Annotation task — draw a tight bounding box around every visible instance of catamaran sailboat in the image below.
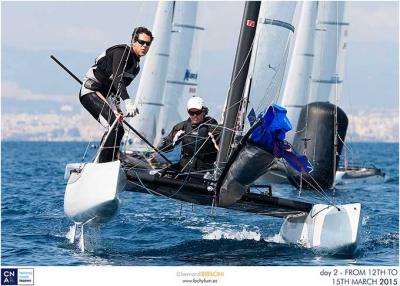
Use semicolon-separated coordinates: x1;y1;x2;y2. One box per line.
335;147;386;185
62;1;361;252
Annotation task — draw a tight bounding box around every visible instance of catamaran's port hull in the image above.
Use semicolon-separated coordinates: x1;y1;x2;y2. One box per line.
64;161;126;224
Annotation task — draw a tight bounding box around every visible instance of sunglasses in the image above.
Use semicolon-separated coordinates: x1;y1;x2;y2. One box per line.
188;110;203;116
136;39;152;47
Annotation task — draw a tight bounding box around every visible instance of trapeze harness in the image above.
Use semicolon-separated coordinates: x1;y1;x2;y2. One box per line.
79;44;140;163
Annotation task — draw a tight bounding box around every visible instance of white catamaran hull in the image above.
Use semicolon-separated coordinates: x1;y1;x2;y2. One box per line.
279;203;361;250
64;161;126;224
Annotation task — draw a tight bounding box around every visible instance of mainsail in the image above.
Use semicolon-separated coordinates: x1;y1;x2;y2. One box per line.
217;1;298;206
215;1;261;173
243;1;297;122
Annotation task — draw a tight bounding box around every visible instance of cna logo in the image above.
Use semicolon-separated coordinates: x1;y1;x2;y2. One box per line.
1;268;34;286
184;69;198;81
1;269;18;285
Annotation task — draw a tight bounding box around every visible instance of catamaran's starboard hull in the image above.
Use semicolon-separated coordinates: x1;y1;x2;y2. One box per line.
64;161;126;224
279;203;361;250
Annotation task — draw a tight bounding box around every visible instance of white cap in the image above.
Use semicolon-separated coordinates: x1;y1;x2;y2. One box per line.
187;96;204;110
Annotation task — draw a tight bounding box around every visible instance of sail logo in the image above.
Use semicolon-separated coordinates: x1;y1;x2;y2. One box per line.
184;69;198;81
246;20;255;27
1;268;34;285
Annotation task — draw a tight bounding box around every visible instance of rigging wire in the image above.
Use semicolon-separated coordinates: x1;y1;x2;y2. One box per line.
281;159;340;210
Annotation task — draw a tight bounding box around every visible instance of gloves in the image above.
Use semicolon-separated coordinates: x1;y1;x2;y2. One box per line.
173;130;185;146
125;99;139;116
117;99;139;117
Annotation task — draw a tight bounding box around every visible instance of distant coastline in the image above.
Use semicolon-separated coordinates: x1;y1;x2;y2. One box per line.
1;109;399;143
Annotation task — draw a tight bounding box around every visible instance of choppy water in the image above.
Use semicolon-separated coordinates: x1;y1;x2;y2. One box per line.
1;142;398;266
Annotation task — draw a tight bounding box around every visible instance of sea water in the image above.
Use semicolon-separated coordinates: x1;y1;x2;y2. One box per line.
1;142;398;266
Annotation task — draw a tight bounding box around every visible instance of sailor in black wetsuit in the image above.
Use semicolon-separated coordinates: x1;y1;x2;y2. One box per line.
158;97;221;173
79;26;153;163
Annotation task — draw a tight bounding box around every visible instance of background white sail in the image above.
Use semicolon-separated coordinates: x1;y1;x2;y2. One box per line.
124;2;174;152
154;2;203;146
280;1;318;144
308;1;349;103
241;1;297;133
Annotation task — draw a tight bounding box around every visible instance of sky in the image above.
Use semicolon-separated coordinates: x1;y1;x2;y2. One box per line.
1;1;399;120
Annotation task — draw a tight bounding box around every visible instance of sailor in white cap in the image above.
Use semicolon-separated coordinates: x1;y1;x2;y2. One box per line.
157;96;221;173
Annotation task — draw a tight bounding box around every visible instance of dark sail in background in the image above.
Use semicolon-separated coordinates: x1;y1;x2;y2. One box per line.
288;101;348;189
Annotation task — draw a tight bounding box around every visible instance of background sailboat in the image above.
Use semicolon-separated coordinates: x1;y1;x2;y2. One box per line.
282;1;384;188
124;2;203;154
280;1;318;144
154;2;203;147
285;1;349;190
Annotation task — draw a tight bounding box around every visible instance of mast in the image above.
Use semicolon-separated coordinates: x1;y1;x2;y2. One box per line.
240;1;297;134
215;1;261;174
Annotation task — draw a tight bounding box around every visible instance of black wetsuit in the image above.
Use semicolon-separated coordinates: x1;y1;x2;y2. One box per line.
159;117;221;172
79;44;140;163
